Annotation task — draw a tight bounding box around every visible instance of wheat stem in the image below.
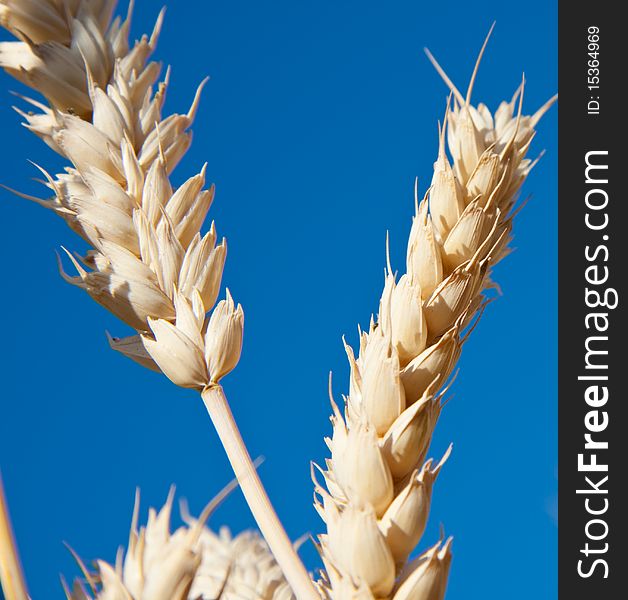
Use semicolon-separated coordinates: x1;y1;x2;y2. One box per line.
0;474;29;600
201;385;319;600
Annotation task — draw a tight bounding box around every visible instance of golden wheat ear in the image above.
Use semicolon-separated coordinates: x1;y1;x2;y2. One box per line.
314;29;555;599
62;484;295;600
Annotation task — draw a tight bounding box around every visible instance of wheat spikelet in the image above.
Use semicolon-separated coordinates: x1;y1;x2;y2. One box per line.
185;520;294;600
313;31;556;600
0;2;317;598
64;491;294;600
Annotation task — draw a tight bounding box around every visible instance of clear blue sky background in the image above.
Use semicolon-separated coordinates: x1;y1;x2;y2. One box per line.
0;1;557;598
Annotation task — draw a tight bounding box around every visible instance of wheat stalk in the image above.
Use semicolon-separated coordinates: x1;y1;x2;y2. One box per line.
0;2;317;598
0;473;28;600
313;29;556;600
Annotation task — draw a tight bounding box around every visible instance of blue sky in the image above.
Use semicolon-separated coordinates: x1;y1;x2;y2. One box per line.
0;1;557;598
